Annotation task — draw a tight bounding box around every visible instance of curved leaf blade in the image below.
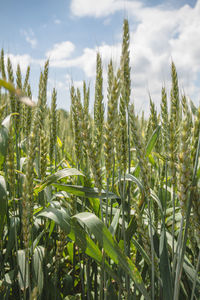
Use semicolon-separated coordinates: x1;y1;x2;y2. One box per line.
160;228;173;300
37;206;71;234
33;246;45;295
17;250;29;291
72;212;150;299
0;126;8;163
52;183;120;200
35;168;84;193
0;175;7;237
0;78;36;107
134;126;160;177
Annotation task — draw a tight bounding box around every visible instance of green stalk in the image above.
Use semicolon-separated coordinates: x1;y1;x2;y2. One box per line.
190;249;200;300
148;197;155;300
127;106;131;299
119;172;128;293
13;196;22;300
78;249;85;299
105;178;110;227
171;186;176;266
86;256;91;300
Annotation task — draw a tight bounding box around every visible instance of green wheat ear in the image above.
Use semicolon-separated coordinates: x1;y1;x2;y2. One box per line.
120;18;131;108
118;83;128;175
1;49;6;80
22;102;40;252
93;52;104;165
70;85;83;165
117;18;131;175
15;64;22;131
7;57;15;114
49;88;57;164
104;60;119;179
25;84;33;138
169;61;180;186
178;95;192;216
23;65;30;92
160;86;169;152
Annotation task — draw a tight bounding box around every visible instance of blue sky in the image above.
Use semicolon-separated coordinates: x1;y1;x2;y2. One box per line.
0;0;199;114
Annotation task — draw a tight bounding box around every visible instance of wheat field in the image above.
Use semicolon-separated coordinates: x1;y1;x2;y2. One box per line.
0;19;199;300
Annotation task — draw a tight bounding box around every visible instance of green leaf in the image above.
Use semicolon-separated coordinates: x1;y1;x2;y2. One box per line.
69;219;122;286
67;241;74;263
0;126;8;164
34;207;130;290
126;215;137;243
17;250;29;291
159;228;173;300
57;136;62;147
125;174;144;194
0;78;36;107
37;207;149;296
146;125;160;157
109;206;121;236
32;230;45;252
4;270;14;286
35;168;84;192
134;126;160;177
52;183;120;200
150;190;164;218
37;206;71;234
166;232;200;289
72;212;150;299
69;220;102;264
2;113;18;130
0;175;7;238
131;237;151;265
5;217;20;260
0;78;16;94
33;246;45;295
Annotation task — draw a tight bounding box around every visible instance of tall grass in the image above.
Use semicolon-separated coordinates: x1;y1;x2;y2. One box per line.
0;19;200;300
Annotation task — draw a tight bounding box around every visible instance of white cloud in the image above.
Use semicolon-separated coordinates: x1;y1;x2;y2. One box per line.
20;29;37;48
69;0;200;111
47;47;96;76
70;0;142;18
47;42;121;79
46;41;75;61
130;1;200;109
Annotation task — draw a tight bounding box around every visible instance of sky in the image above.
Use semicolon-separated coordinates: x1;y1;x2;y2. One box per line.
0;0;200;115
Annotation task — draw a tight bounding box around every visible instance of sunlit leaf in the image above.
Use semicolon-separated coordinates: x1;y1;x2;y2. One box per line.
33;246;45;295
160;228;173;300
35;168;84;192
72;212;150;299
0;175;7;238
134;126;160;177
0;78;36;107
52;183;120;200
37;206;71;234
17;250;29;291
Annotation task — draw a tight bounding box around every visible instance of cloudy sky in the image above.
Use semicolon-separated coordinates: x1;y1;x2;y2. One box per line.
0;0;199;114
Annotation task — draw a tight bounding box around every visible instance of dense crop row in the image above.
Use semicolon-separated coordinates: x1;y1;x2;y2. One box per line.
0;19;199;299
